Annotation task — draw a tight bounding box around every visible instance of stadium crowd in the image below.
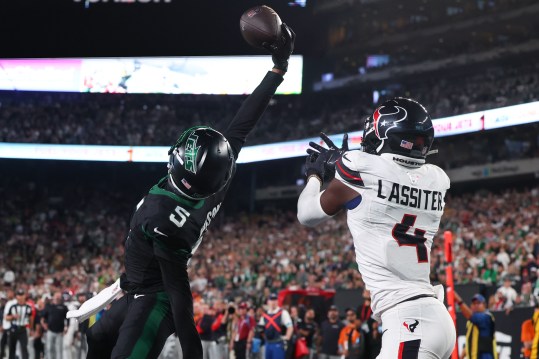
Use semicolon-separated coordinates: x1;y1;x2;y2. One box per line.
1;172;538;357
0;61;537;147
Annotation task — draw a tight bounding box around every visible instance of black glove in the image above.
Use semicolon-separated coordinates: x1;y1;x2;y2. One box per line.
305;132;349;184
262;23;296;72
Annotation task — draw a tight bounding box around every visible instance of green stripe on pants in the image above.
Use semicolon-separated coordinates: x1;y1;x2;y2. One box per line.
129;292;170;359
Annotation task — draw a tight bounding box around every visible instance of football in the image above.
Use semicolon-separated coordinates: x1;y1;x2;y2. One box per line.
240;5;282;49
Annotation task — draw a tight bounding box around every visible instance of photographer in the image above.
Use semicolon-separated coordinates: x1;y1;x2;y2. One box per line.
211;301;235;359
198;303;216;359
230;303;255;359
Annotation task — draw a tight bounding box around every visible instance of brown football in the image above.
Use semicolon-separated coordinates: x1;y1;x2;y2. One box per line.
240;5;282;49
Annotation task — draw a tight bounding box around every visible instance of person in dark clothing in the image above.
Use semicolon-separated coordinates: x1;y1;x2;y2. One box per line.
6;290;33;359
42;292;68;359
85;24;296;359
356;289;373;327
318;305;344;359
297;308;318;359
32;298;46;359
197;303;216;359
211;300;231;358
455;292;497;359
365;321;382;359
341;316;366;359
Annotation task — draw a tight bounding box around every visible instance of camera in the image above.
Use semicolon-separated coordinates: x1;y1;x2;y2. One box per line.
228;306;236;314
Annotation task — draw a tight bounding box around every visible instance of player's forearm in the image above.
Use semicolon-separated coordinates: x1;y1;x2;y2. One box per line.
224;71;284;157
297;177;331;227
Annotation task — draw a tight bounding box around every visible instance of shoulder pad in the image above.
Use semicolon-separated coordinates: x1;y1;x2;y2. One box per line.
335;151;365;187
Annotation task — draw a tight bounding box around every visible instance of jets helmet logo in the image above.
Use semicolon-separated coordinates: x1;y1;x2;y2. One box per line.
372;105;408;140
184;134;200;174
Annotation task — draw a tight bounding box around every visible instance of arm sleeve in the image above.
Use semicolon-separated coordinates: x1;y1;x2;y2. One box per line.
281;310;293;328
297;177;331;227
224;71;284;158
211;314;223;332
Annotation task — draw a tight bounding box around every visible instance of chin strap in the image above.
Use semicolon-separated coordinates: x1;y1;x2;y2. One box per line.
426;149;438;156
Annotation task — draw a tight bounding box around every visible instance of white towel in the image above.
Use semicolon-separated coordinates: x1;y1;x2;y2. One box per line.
66;278;122;322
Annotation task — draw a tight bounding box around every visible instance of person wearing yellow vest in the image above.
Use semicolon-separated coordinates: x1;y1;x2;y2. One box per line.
454;292;497;359
530;303;539;359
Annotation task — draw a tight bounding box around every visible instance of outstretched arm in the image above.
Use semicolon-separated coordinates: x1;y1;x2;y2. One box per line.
225;24;295;158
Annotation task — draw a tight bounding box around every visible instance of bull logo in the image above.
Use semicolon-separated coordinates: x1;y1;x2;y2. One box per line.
372;105;408;140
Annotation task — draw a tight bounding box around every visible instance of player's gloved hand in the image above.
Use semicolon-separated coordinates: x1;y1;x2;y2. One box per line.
305;132;349;183
262;23;296;72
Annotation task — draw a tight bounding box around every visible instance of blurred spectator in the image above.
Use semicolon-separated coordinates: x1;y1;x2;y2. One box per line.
210;300;229;359
259;293;293;359
32;298;45;359
229;302;254;359
41;292;68;359
521;313;534;359
496;277;519;312
338;308;366;359
197;303;217;359
317;305;344;359
1;289;16;359
357;289;373;328
297;308;318;359
365;321;382;359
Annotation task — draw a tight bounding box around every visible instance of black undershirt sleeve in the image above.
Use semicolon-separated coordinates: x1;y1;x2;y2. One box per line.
224;71;284;159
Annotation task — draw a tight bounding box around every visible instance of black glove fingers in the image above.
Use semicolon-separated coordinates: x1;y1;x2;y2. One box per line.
306;148;319;156
308;141;327;153
320;132;337;150
342;133;349;151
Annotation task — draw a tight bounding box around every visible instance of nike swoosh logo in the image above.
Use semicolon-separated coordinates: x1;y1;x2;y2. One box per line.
343;153;350;161
134;294;145;299
154;227;168;237
382;329;388;336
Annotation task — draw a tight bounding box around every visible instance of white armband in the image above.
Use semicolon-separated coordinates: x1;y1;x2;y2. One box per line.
297;177;331;227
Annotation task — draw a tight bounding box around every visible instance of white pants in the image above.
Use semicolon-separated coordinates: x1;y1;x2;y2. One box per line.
201;340;217;359
46;331;64;359
62;322;77;359
158;335;183;359
378;297;456;359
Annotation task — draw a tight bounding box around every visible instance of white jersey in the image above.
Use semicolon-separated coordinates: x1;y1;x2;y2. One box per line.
334;151;450;320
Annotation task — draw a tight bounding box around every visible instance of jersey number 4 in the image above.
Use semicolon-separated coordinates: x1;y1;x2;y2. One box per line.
391;214;428;263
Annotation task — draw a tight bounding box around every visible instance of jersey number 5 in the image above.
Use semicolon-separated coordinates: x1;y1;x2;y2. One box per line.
391;214;428;263
170;206;190;228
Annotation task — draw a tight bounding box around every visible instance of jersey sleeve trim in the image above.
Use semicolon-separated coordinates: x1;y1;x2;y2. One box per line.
336;157;365;187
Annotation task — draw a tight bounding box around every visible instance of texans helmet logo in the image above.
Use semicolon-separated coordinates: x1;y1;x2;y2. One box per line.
372;105;408;140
